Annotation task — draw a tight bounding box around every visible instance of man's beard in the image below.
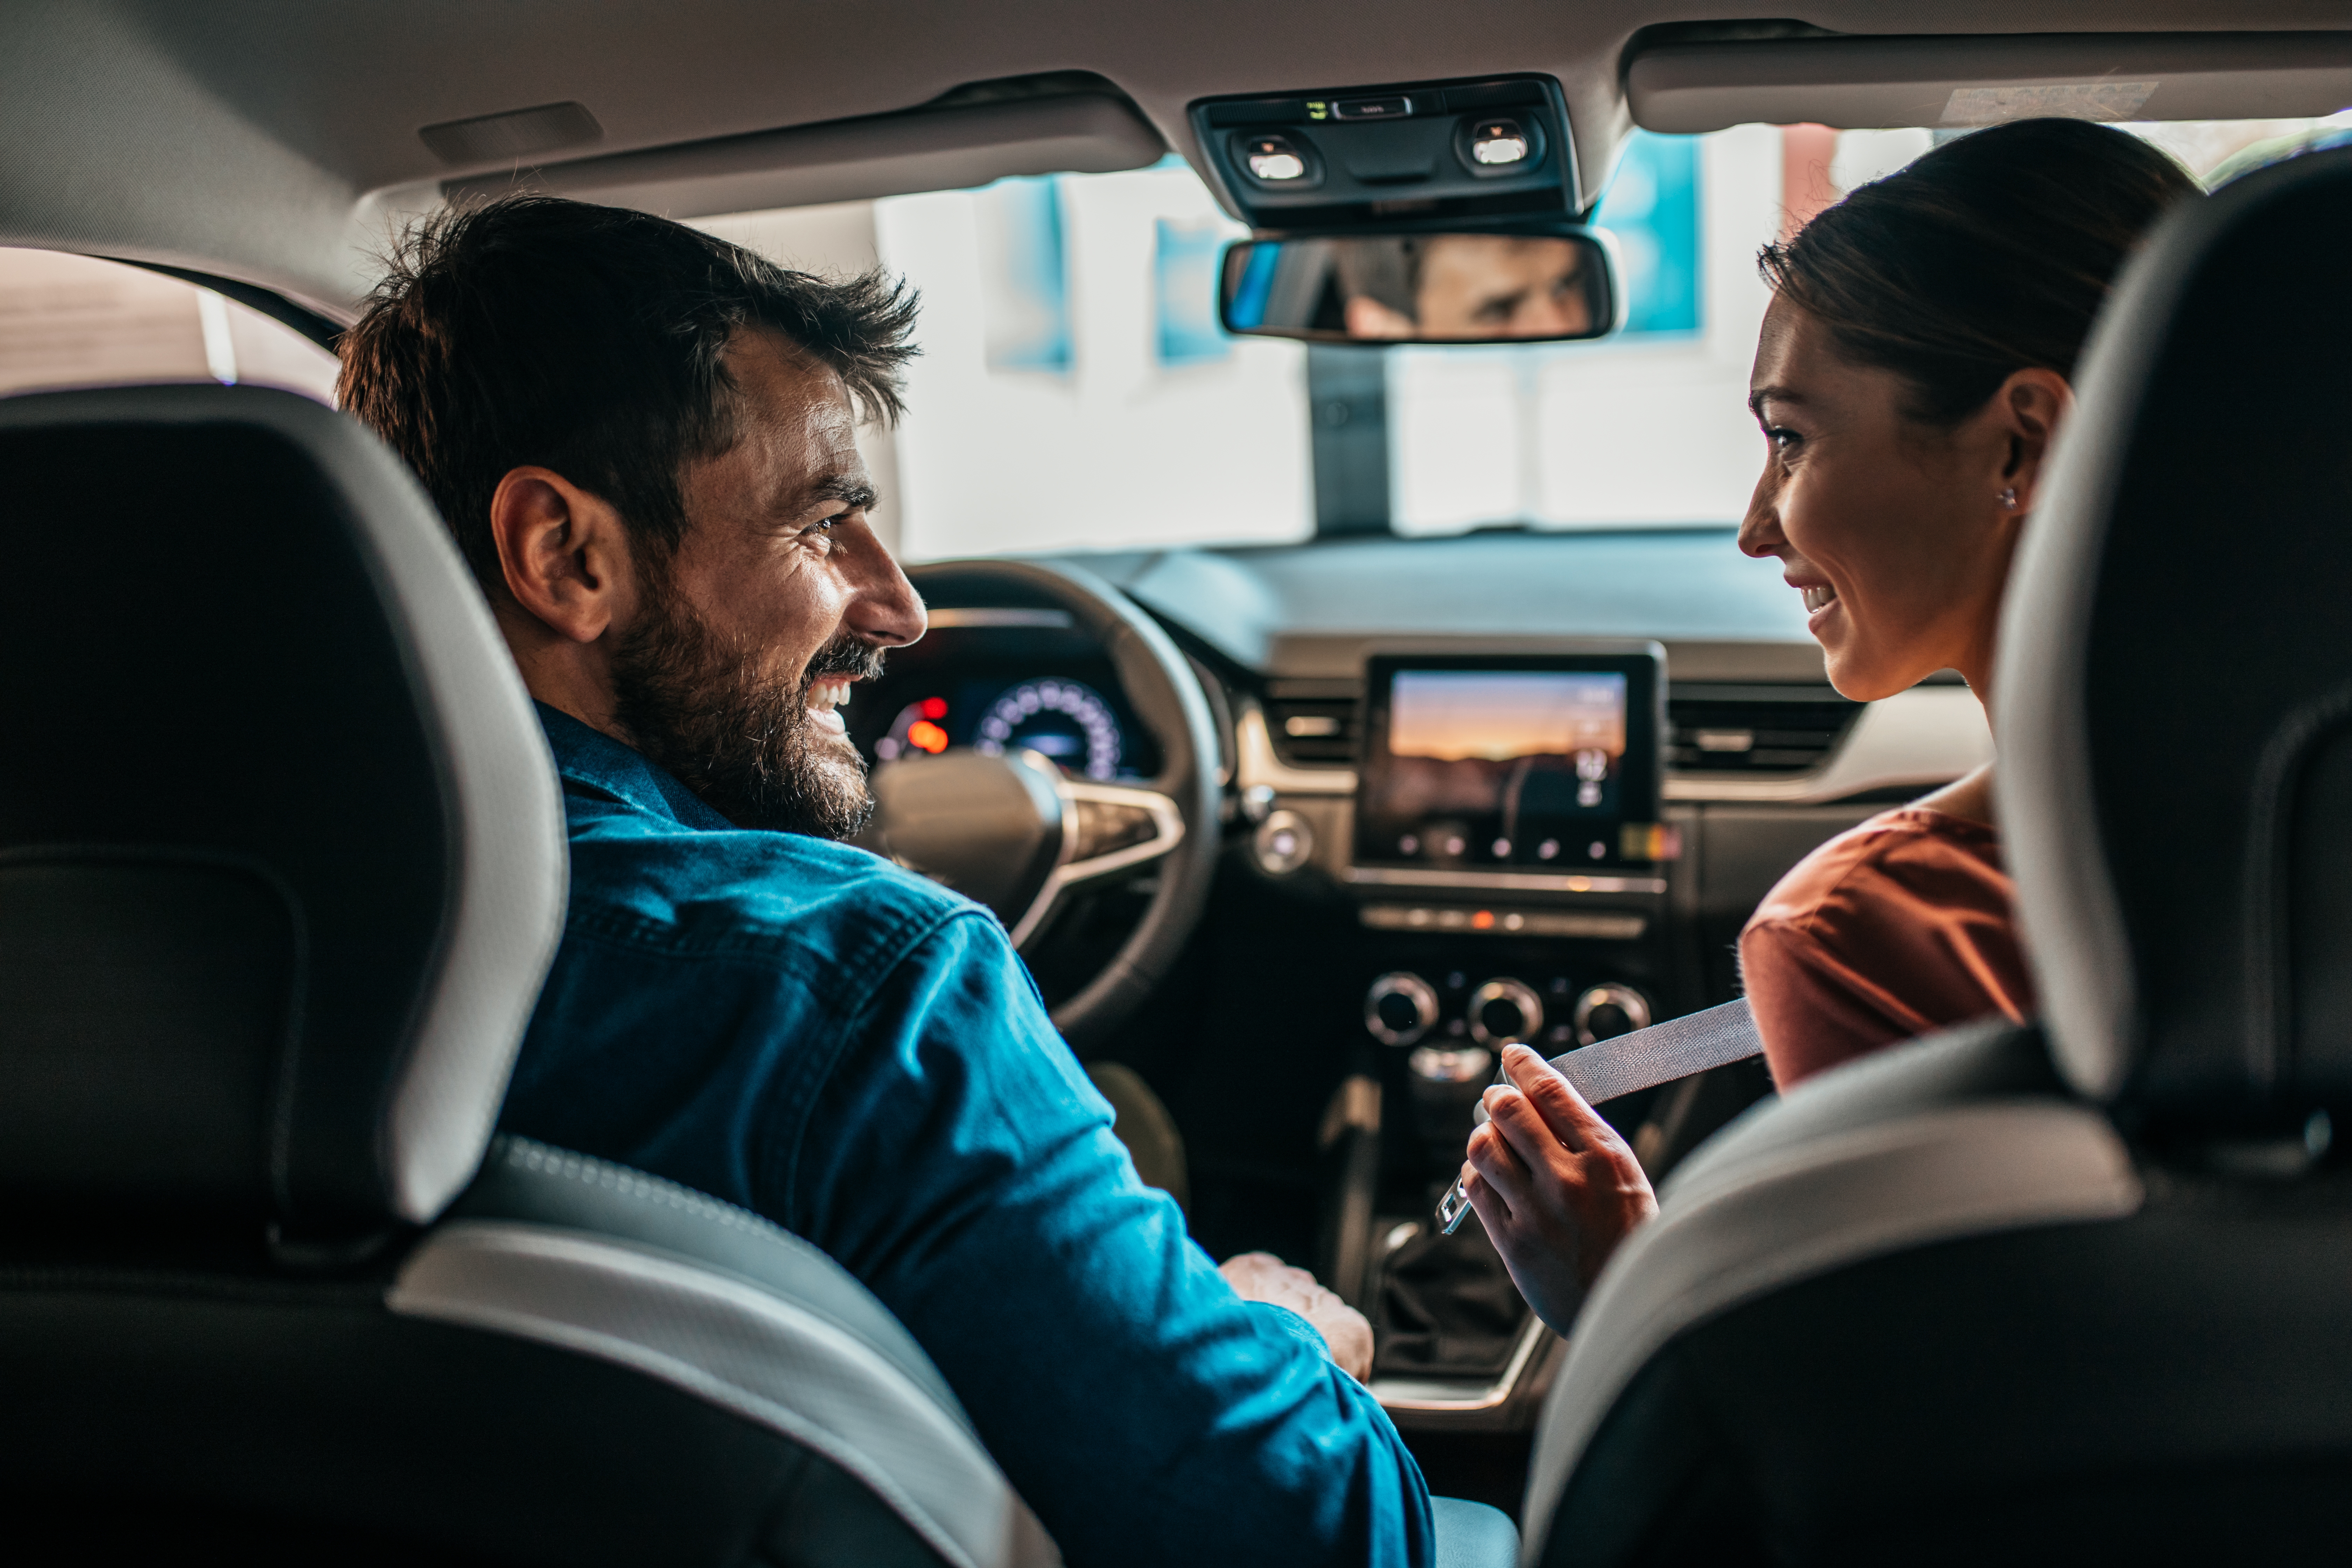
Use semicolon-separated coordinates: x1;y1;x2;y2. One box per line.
609;578;886;839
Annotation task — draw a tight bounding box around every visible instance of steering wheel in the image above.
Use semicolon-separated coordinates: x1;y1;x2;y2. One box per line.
870;559;1223;1051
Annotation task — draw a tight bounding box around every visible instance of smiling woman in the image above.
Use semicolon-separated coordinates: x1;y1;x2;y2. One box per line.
1462;119;2210;1346
1730;119;2202;1087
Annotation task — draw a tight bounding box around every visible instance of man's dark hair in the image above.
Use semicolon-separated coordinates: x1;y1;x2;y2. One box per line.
339;195;919;587
1333;236;1428;321
1759;118;2199;424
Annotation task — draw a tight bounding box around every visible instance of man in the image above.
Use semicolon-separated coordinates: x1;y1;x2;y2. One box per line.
338;197;1431;1567
1338;233;1595;340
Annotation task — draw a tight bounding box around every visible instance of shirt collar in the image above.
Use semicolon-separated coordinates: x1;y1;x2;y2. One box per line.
534;702;736;833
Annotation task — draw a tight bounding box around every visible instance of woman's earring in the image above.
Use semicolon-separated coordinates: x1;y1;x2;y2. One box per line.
1998;487;2019;511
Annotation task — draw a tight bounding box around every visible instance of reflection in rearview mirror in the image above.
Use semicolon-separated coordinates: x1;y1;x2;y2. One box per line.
1220;228;1622;346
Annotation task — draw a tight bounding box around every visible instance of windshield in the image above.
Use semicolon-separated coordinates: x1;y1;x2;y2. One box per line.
700;112;2348;560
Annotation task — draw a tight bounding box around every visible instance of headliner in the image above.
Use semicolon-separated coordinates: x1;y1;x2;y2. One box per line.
1;0;2344;313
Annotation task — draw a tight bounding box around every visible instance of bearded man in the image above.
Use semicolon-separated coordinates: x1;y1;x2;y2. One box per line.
337;197;1434;1568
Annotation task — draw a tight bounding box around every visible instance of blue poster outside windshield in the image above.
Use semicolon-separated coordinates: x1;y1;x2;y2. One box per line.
1594;131;1701;337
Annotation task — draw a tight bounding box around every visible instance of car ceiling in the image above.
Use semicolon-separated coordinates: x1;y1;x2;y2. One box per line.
2;0;2346;316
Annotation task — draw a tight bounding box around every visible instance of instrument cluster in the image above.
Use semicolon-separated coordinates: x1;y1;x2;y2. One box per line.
860;670;1154;783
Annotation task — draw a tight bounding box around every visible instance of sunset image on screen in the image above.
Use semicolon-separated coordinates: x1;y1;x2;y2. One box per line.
1388;671;1626;762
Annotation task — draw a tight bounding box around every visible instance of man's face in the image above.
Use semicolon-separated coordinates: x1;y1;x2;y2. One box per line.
1413;236;1594;339
609;328;925;836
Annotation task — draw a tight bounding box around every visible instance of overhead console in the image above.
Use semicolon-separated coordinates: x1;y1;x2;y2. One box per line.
1189;74;1584;229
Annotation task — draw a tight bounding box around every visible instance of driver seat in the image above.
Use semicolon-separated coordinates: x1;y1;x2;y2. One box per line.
1518;146;2352;1563
0;385;1058;1565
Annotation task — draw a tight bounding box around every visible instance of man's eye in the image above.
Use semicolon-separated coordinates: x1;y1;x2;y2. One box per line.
1766;427;1801;453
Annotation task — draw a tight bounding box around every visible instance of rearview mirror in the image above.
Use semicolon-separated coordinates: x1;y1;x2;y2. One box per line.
1219;227;1623;345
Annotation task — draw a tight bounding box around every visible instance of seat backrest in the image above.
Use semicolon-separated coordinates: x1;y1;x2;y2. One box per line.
0;384;564;1242
1519;147;2352;1567
0;385;1055;1566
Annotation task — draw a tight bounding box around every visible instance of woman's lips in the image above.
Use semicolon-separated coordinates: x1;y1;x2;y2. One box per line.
1800;583;1836;613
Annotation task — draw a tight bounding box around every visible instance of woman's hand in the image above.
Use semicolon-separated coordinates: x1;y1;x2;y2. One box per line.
1462;1043;1659;1335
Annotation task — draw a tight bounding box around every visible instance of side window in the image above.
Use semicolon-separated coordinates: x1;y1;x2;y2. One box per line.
0;247;339;404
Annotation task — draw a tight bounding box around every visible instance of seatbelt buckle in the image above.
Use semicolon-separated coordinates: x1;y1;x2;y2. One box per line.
1432;997;1763;1236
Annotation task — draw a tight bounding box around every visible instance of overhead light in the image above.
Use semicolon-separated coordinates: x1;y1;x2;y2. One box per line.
1470;119;1531;166
1245;135;1307;181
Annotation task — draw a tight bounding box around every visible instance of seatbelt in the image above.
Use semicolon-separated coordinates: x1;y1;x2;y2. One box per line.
1436;996;1762;1234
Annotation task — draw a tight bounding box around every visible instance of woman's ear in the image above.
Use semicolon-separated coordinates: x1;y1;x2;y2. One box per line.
487;467;634;645
1993;367;2076;514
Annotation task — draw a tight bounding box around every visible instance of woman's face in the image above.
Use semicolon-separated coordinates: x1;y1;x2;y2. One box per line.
1738;296;2050;702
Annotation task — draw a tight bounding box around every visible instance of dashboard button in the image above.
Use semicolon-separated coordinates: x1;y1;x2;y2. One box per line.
1466;978;1544;1046
1572;983;1652;1046
1364;971;1438;1046
1253;808;1314;875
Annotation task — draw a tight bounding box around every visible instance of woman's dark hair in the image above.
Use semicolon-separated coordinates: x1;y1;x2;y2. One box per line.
339;196;920;590
1759;118;2200;423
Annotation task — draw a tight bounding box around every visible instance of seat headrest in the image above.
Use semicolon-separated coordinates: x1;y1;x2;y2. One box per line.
1999;148;2352;1130
0;386;565;1240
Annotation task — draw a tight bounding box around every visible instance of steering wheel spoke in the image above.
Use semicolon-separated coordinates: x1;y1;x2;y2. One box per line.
884;560;1224;1048
1008;778;1185;947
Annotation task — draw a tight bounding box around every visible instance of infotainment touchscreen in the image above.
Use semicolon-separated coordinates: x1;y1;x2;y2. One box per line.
1353;650;1665;871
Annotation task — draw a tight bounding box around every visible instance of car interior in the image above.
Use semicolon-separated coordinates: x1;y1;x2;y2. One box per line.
5;3;2352;1563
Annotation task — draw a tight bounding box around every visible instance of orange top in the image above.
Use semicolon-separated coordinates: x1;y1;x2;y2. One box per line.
1739;805;2035;1089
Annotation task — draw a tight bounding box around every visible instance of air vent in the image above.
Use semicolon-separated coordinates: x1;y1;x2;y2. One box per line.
1264;690;1361;767
1667;683;1862;775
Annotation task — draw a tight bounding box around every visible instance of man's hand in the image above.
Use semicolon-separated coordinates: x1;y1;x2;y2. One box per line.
1218;1251;1374;1381
1462;1043;1660;1335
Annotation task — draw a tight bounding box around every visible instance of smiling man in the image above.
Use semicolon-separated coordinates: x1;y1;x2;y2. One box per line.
337;197;1430;1568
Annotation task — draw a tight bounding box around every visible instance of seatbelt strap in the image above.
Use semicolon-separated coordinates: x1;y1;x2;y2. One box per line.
1436;996;1762;1234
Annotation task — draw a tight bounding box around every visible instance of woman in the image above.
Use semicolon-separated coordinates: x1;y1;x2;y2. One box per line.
1463;119;2201;1336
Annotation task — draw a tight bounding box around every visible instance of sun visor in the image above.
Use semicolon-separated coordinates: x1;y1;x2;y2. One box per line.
444;88;1165;218
1630;32;2352;134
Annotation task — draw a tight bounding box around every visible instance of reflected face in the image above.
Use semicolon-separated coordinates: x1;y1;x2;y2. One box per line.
1415;236;1594;338
1342;236;1595;341
1736;298;2016;701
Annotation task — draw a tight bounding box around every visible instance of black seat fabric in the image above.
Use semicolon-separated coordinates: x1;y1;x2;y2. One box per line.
0;386;1055;1566
1520;148;2352;1566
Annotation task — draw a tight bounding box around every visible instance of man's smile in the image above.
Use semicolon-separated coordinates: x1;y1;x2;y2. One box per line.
807;674;855;735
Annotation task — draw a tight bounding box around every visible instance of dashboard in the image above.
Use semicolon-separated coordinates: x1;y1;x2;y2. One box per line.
868;527;1995;1427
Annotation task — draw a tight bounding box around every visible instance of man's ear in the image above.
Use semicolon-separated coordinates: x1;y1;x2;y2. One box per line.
1993;367;2076;514
487;467;634;645
1343;294;1418;340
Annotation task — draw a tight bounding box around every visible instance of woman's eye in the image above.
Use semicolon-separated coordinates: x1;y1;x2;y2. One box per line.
1766;427;1801;454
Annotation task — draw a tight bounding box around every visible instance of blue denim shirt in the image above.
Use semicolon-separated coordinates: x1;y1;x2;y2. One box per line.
499;707;1434;1568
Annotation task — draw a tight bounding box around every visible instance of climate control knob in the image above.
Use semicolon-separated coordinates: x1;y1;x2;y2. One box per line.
1364;971;1438;1046
1466;978;1544;1047
1573;983;1652;1047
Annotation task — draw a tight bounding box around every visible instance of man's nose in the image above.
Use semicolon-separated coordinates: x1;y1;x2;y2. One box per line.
841;522;927;647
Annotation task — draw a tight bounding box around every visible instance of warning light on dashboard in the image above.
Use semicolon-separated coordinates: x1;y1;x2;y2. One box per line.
1470;910;1496;930
1619;822;1684;862
907;720;949;754
920;696;949;720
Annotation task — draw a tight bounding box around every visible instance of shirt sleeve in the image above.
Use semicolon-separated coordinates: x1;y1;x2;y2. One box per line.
784;909;1434;1568
1740;915;1935;1087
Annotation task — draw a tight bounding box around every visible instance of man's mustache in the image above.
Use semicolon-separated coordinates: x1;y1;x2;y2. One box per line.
801;635;888;692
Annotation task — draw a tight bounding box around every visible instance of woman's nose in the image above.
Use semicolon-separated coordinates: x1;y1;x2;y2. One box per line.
1737;474;1785;559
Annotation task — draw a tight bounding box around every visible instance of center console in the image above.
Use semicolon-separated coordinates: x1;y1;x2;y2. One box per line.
1259;643;1683;1427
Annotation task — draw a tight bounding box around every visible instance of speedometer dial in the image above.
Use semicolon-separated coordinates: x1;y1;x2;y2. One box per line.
975;679;1123;780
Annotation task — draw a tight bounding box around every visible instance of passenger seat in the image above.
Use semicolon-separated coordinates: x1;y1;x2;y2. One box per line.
1517;146;2352;1564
